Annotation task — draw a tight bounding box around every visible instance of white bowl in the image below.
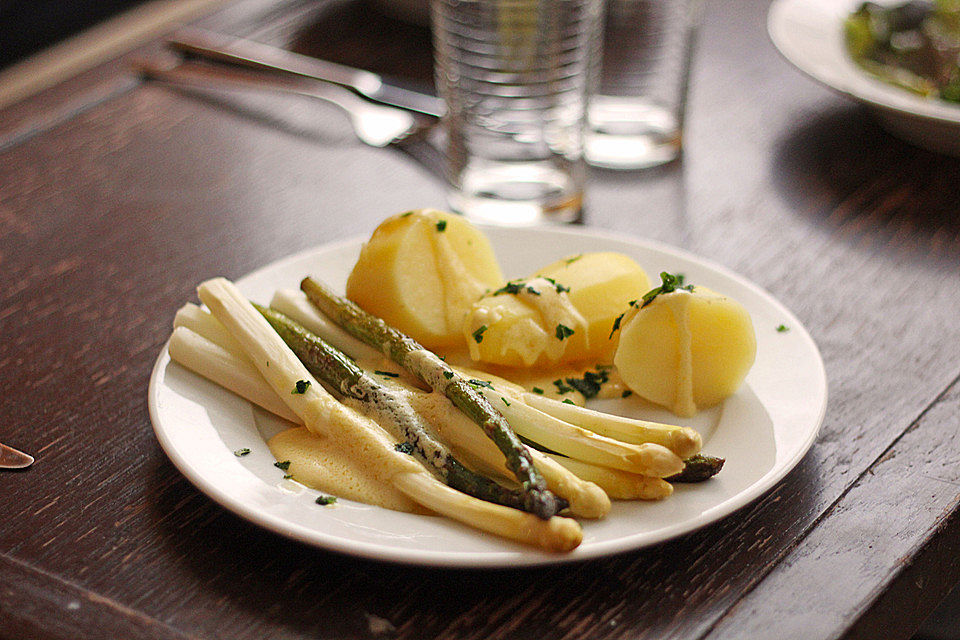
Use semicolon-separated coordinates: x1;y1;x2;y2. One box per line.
768;0;960;156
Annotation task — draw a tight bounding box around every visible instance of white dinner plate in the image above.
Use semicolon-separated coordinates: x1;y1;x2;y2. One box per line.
768;0;960;156
148;226;827;567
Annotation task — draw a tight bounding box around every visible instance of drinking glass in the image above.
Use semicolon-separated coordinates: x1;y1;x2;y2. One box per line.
432;0;604;225
585;0;703;169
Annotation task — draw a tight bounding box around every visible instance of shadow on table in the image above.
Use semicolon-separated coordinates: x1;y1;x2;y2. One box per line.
770;106;960;271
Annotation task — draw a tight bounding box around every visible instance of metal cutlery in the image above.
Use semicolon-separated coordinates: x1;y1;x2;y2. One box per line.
167;27;445;118
135;58;427;148
0;442;34;469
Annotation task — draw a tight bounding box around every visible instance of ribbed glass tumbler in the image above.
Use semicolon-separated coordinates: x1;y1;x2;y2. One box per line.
432;0;603;225
586;0;703;169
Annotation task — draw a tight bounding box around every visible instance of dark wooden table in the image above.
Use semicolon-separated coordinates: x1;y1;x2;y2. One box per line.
2;0;960;638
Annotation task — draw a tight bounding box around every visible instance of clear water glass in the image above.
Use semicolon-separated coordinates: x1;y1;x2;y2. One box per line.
586;0;702;169
432;0;603;225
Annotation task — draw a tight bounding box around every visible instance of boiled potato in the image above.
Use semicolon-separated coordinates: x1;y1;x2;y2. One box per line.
535;252;651;356
613;284;755;417
464;252;650;367
346;210;504;349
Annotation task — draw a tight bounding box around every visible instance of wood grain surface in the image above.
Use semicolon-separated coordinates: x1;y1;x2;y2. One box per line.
1;0;959;639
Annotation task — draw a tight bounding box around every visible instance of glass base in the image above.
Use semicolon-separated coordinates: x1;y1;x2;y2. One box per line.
448;161;583;226
586;96;682;169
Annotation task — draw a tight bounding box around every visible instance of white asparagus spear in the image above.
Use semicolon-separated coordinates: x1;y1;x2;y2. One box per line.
168;326;302;424
171;304;609;519
545;454;674;500
196;277;582;551
474;385;684;478
402;388;610;519
174;303;245;355
270;289;383;363
522;393;702;459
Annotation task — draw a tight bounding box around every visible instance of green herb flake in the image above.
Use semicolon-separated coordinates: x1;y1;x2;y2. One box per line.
400;211;414;217
621;390;633;398
274;460;291;471
233;448;251;457
641;272;694;308
525;286;541;296
555;324;575;340
564;368;610;399
468;378;494;389
565;254;582;265
562;399;576;405
443;371;454;379
553;379;574;394
541;277;571;294
532;387;544;395
394;442;415;455
501;397;511;406
436;220;447;232
283;474;293;479
292;379;311;394
472;325;488;343
315;494;338;506
374;370;400;378
776;324;790;333
609;312;625;339
493;281;524;296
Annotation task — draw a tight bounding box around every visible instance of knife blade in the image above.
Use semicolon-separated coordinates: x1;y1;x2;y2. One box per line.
0;442;34;469
167;27;445;118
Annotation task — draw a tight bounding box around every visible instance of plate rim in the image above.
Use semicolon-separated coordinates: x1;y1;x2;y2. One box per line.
148;225;827;568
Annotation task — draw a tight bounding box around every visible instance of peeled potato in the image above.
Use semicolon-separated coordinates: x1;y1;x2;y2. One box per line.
346;210;504;349
613;286;756;417
535;252;651;357
464;252;650;367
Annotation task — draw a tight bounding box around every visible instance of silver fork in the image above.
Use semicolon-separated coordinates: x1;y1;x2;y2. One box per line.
134;58;430;148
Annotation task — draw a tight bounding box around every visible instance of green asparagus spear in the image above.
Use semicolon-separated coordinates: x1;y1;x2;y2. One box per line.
666;454;725;483
300;277;562;520
255;304;553;513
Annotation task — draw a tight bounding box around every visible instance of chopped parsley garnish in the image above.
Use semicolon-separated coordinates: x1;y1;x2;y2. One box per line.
436;220;447;232
292;379;311;394
555;324;575;340
468;378;494;389
776;324;790;333
641;272;694;308
501;397;511;406
374;370;400;377
472;325;488;343
621;390;633;398
564;368;610;400
283;474;293;479
609;312;625;339
234;448;251;457
542;277;570;294
565;254;582;265
315;494;337;506
553;379;574;394
443;371;454;379
493;281;524;295
492;280;541;297
394;442;415;455
400;211;413;217
532;387;544;395
274;460;291;471
562;399;576;405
